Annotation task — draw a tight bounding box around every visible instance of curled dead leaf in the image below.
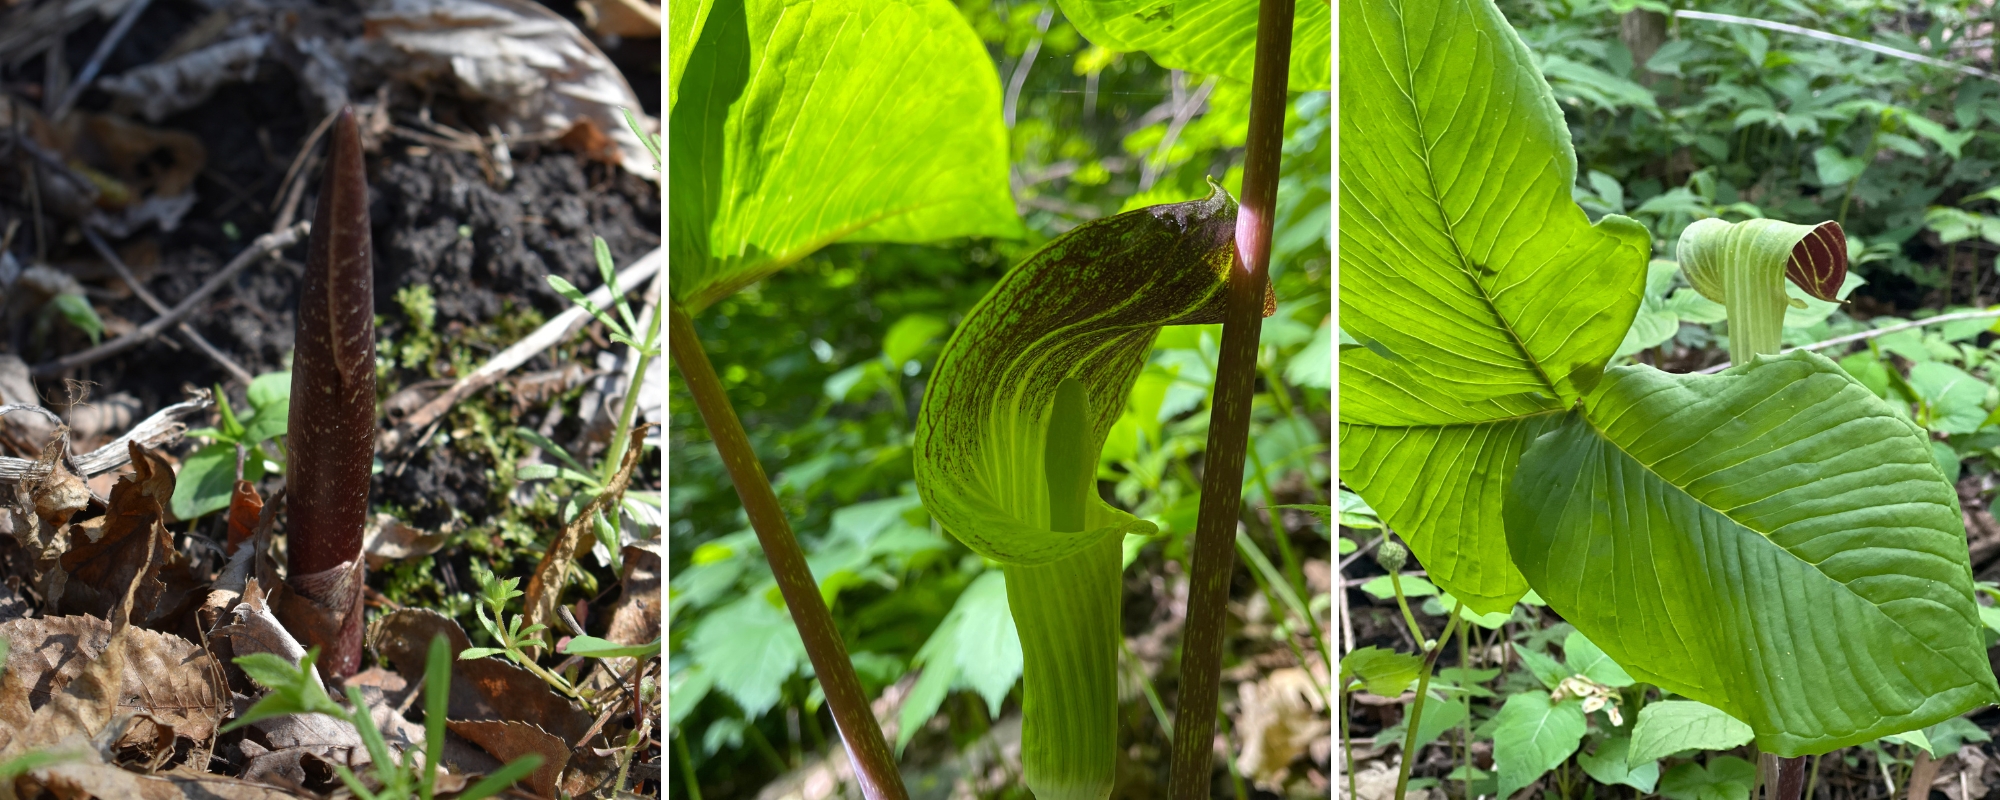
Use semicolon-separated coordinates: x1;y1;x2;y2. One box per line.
360;513;444;568
57;444;200;629
447;719;571;798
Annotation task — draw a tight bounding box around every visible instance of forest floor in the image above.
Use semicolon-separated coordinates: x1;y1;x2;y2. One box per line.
0;0;663;797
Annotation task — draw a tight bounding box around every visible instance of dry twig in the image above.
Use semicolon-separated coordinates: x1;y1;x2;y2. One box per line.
80;227;255;385
0;392;211;483
32;222;308;378
379;247;662;455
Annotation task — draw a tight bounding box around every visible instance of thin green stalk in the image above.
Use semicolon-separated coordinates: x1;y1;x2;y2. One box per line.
669;302;907;799
1234;534;1328;706
1459;614;1472;800
1388;570;1424;645
1342;685;1357;800
1165;0;1292;789
676;729;705;800
1836;113;1885;229
600;300;660;487
612;726;642;795
1805;753;1823;800
1393;609;1463;800
1235;529;1331;662
1122;637;1174;737
1245;434;1309;599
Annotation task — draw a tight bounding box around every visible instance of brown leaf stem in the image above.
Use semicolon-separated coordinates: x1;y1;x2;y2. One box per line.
669;301;908;800
1167;0;1295;793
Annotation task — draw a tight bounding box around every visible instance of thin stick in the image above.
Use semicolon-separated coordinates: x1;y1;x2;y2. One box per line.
272;110;341;232
32;223;308;378
1675;10;2000;83
668;301;907;800
1002;9;1054;128
50;0;157;121
1696;308;2000;373
1167;0;1293;791
81;227;255;385
380;248;662;454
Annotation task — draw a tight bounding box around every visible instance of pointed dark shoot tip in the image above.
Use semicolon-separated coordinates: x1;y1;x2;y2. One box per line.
285;105;376;678
1785;221;1847;302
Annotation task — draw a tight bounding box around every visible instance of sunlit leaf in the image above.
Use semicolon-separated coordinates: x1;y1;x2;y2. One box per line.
1339;0;1650;615
671;0;1022;313
1054;0;1329;91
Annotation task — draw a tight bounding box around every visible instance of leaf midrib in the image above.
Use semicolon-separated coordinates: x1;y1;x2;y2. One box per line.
1388;3;1563;400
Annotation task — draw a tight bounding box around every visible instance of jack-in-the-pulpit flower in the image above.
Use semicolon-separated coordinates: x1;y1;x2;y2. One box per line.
914;182;1269;800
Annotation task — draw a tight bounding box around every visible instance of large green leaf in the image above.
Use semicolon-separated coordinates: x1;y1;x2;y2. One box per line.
1339;355;1560;613
913;187;1254;800
1509;351;2000;755
1340;0;1648;404
670;0;1023;313
668;0;715;111
1054;0;1329;91
1337;0;1648;613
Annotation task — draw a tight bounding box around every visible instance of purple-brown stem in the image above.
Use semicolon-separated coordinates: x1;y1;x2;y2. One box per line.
1167;0;1294;793
669;302;908;799
284;106;376;679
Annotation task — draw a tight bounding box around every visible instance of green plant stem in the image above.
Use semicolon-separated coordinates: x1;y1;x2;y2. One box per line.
1388;570;1424;645
1459;615;1472;800
1341;684;1357;800
1837;113;1885;228
600;299;660;487
612;726;642;795
668;301;907;800
676;729;705;800
1245;435;1308;599
1805;753;1823;800
1165;0;1292;787
1394;609;1463;800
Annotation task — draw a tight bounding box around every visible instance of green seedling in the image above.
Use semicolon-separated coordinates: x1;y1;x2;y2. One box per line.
226;638;542;800
175;371;290;520
460;561;580;698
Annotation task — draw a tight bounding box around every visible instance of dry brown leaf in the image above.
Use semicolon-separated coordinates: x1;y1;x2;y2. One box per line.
604;544;659;651
1233;668;1330;793
0;618;128;761
370;609;593;744
521;426;647;654
58;444;199;629
360;514;444;568
0;616;225;758
12;745;303;800
448;719;571;798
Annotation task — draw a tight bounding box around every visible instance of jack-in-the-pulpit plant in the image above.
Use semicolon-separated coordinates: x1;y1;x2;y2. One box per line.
914;184;1269;799
279;106;377;680
1339;0;1996;784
